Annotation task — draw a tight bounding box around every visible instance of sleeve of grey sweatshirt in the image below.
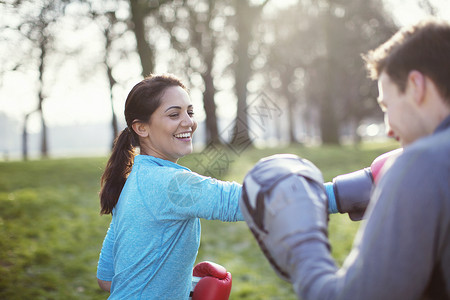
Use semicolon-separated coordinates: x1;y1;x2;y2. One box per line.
288;148;446;300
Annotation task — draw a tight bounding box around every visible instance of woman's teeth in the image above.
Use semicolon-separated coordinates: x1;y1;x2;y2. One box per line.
174;133;190;138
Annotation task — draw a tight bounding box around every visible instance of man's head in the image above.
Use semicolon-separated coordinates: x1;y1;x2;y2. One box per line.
363;19;450;146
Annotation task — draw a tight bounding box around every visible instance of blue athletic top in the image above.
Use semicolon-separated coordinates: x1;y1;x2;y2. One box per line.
96;155;243;299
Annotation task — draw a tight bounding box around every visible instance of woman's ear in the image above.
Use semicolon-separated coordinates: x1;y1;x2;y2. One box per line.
132;121;149;138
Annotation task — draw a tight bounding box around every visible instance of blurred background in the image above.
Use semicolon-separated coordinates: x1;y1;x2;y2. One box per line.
1;0;449;161
1;1;449;299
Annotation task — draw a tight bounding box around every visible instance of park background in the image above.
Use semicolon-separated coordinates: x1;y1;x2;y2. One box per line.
0;0;448;299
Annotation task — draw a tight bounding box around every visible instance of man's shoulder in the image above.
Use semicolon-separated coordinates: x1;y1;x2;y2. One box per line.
380;129;450;203
381;134;447;190
401;125;450;164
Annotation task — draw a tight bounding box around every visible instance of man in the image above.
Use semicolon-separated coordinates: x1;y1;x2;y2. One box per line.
240;18;450;299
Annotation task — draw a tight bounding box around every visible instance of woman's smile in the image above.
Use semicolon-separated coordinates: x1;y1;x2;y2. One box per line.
174;131;193;140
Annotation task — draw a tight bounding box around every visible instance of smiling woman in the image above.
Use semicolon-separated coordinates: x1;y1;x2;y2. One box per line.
96;74;243;300
132;85;197;162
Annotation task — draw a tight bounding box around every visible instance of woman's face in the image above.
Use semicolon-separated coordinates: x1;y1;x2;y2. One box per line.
137;86;197;162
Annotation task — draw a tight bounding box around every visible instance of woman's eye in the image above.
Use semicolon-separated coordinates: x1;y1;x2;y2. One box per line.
188;111;194;117
169;113;179;118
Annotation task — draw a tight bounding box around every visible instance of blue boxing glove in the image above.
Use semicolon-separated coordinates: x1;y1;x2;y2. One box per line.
325;148;402;221
324;168;373;221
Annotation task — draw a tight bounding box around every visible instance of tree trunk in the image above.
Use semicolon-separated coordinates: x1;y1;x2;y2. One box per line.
111;108;119;147
39;108;48;158
231;0;253;147
38;40;49;158
22;113;31;161
129;0;155;77
107;62;118;148
320;0;340;145
287;94;297;144
280;69;298;144
202;69;220;145
201;0;220;146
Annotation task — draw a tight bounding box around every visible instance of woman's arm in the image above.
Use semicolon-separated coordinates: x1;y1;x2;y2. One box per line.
166;170;243;221
97;220;115;289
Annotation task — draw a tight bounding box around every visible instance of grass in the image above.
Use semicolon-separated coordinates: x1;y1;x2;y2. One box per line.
0;141;399;299
0;158;110;299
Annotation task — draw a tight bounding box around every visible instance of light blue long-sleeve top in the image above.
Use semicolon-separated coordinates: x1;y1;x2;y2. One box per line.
96;155;243;299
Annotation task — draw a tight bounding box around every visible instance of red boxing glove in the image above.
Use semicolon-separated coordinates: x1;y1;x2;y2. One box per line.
370;148;403;184
192;261;232;300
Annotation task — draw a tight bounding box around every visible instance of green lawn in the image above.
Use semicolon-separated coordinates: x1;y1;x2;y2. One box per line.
0;141;398;299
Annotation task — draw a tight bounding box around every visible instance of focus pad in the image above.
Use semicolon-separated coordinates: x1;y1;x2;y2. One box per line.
239;154;328;281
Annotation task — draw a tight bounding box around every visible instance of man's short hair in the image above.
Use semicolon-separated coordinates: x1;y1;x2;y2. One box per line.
363;18;450;103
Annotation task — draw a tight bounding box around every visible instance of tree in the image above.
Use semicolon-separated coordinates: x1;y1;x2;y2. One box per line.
332;0;397;142
5;0;72;159
229;0;270;147
102;11;121;147
418;0;438;16
263;0;396;145
261;1;322;144
88;0;133;147
319;0;340;144
159;0;234;145
316;0;396;144
128;0;171;77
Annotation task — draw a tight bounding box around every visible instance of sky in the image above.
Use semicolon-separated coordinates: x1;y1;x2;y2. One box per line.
1;0;450;135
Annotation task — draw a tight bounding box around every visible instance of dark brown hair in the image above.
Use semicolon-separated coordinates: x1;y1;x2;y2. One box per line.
363;18;450;103
99;74;187;215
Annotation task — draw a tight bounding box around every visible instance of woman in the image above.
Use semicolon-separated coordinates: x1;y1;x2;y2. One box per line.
96;74;243;299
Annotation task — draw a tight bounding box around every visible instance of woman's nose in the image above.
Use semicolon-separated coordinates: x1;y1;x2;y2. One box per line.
181;112;194;127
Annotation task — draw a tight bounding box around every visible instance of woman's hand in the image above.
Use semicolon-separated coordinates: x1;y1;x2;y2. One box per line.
97;278;111;292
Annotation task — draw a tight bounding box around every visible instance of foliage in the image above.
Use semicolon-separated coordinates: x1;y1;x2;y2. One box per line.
261;0;398;144
3;0;73;159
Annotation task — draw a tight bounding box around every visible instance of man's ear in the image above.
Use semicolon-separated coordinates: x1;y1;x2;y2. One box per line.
132;121;149;138
408;70;426;105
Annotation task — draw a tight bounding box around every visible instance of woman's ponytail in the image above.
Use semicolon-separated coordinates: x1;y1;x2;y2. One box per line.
99;128;136;215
